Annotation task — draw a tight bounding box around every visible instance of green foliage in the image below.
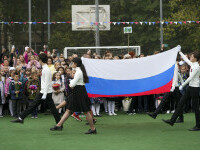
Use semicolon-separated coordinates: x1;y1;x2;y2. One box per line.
164;0;200;52
0;0;199;54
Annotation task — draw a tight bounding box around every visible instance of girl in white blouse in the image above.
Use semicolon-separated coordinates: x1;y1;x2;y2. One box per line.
50;57;96;134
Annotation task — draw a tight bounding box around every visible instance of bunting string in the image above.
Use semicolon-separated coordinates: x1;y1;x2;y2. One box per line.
0;21;199;25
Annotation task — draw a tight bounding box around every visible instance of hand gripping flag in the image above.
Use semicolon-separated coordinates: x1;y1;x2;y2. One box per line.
82;46;180;97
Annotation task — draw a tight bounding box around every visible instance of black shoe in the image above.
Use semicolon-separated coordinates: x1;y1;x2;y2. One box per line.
86;119;97;125
85;129;97;134
10;118;24;124
175;119;184;123
50;125;63;131
147;113;157;119
96;114;102;117
188;126;200;131
162;119;174;126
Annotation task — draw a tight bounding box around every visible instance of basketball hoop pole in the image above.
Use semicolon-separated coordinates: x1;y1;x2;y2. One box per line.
28;0;32;48
128;34;130;52
95;0;100;55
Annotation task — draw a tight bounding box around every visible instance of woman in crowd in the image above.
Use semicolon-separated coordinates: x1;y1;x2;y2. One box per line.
47;56;56;75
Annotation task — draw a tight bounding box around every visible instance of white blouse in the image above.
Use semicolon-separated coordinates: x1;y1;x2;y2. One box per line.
179;52;200;88
69;67;85;88
40;64;53;96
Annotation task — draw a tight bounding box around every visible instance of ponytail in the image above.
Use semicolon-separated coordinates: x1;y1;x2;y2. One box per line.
80;64;89;83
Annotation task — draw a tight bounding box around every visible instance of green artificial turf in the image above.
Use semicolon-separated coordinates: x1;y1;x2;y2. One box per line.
0;112;200;150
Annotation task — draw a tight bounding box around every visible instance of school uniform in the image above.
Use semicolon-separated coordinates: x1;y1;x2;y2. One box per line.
9;81;23;117
66;67;91;112
169;52;200;128
18;64;61;123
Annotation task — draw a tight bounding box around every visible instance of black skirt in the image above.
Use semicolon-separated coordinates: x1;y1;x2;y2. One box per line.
66;85;91;112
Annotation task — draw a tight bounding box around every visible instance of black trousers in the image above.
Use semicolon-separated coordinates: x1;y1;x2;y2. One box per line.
155;87;182;118
12;100;20;117
138;95;149;112
20;93;61;123
170;87;200;127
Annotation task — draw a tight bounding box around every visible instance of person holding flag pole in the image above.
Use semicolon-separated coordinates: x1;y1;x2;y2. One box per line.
163;49;200;131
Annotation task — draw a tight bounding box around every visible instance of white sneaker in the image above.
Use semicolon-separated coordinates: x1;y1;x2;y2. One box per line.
35;116;38;119
166;110;170;114
171;110;175;113
112;112;117;116
0;115;3;118
109;113;113;116
31;116;34;119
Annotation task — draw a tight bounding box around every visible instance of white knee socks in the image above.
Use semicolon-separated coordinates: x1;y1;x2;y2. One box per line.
111;101;117;115
9;100;14;116
91;104;96;115
108;101;117;116
104;100;108;113
95;104;100;115
108;101;112;115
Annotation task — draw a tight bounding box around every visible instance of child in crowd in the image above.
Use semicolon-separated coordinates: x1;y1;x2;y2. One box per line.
5;68;16;116
179;64;190;112
0;73;6;117
9;72;23;117
27;55;41;69
52;72;65;113
19;68;31;112
58;67;65;83
54;61;61;71
179;64;189;95
2;65;9;78
1;68;6;83
107;98;117;116
26;72;40;118
91;97;103;117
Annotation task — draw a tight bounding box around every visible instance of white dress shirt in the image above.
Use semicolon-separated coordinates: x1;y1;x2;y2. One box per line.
69;67;85;88
179;52;200;88
171;63;184;89
40;64;53;96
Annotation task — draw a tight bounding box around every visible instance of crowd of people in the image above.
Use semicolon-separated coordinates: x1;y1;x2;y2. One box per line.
0;45;197;129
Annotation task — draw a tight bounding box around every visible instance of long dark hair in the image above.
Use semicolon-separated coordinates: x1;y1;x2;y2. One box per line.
72;57;89;83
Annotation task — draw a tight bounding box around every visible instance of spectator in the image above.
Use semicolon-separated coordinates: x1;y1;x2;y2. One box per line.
54;61;61;71
0;72;6;117
27;55;41;69
9;72;23;117
26;72;40;118
19;55;27;69
0;46;15;67
5;68;16;116
23;47;38;64
52;72;65;114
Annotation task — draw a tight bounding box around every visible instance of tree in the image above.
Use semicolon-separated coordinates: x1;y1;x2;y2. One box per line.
164;0;200;52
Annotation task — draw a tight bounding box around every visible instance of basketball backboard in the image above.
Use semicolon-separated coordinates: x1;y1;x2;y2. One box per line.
72;5;110;31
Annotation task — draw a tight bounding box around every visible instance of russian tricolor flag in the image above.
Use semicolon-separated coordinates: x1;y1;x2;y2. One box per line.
83;46;180;97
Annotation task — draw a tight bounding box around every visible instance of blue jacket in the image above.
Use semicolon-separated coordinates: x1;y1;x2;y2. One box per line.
9;81;23;100
20;73;28;92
